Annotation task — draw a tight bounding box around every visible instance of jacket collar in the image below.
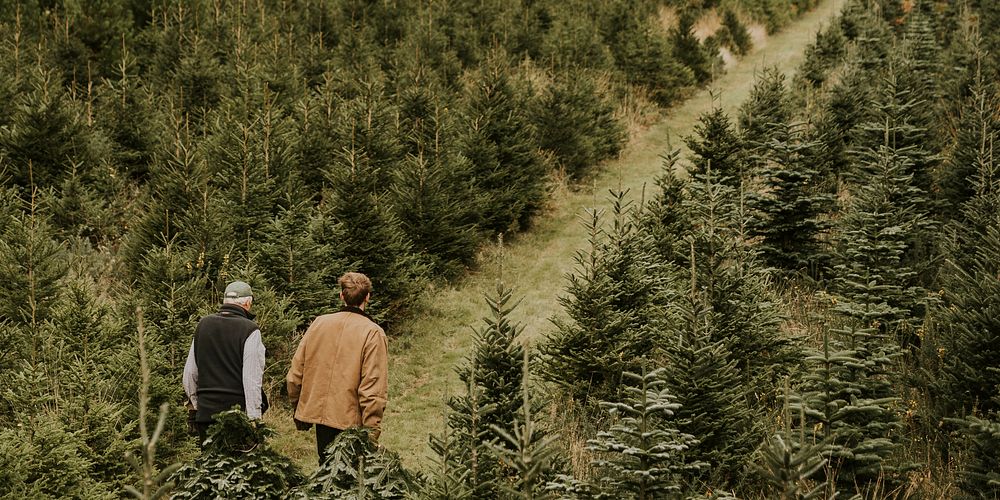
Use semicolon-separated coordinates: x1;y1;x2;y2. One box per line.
219;303;256;321
339;305;373;321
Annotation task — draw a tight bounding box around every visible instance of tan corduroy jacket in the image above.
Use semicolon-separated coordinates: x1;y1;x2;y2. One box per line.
286;308;388;439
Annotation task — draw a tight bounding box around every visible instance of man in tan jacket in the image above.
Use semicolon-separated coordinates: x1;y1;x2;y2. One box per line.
286;272;388;463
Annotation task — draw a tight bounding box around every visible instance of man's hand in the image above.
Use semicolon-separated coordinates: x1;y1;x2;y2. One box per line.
187;409;198;435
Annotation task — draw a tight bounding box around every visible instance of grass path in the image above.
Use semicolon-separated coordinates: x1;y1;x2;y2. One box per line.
272;0;847;470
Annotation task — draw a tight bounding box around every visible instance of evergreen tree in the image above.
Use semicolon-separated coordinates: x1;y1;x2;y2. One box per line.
935;204;1000;418
0;66;106;190
659;292;757;489
955;414;1000;499
850;72;939;201
670;10;715;85
458;51;547;234
586;368;703;499
0;190;68;330
489;351;563;500
758;388;833;500
442;281;533;497
170;410;304;499
203;88;295;259
747;128;833;275
639;148;692;267
603;0;693;106
738;66;792;165
532;68;625;180
682;166;793;382
391;152;481;277
831;145;930;338
939;66;999;219
796;22;846;88
322;145;427;327
815;61;870;184
541;193;667;405
785;330;902;494
256;199;347;323
685;105;746;186
288;428;416;499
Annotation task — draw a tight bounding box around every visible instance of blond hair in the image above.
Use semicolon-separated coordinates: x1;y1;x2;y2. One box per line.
339;272;372;307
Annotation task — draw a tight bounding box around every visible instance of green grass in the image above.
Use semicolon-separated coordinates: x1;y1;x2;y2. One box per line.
275;0;848;472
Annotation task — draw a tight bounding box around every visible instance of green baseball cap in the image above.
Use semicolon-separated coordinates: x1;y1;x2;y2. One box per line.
224;280;253;299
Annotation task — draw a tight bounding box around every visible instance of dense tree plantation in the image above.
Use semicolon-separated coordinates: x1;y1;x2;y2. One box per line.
0;0;997;498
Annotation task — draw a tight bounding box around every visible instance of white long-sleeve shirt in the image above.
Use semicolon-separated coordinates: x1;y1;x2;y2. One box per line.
183;329;266;419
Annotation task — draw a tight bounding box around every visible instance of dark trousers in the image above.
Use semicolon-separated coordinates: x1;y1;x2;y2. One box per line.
316;424;342;464
194;422;211;449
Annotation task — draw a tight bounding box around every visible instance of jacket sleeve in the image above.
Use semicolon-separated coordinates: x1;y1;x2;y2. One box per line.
358;328;389;440
286;324;311;409
182;340;199;409
242;330;265;419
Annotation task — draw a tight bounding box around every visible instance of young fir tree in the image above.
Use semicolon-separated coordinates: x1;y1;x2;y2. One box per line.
203;88;294;259
738;66;792;168
682;165;792;384
458;50;547;234
850;72;940;202
586;368;703;499
796;22;846;88
955;413;1000;499
0;189;68;330
322;145;427;328
685;105;746;187
935;198;1000;418
659;290;757;490
94;41;160;181
169;410;304;499
784;329;901;495
532;68;625;180
758;386;833;500
0;65;106;191
121;111;227;283
289;428;416;499
489;351;563;500
639;148;692;268
256;199;348;323
815;60;870;185
541;192;667;405
747;128;834;275
940;65;999;220
391;152;481;278
440;281;533;497
831;144;930;339
670;10;715;85
602;0;693;107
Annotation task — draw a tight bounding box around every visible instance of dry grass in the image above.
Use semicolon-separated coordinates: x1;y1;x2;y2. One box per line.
693;8;722;41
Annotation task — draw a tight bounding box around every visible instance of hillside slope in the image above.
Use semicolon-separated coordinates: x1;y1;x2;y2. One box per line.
272;0;848;468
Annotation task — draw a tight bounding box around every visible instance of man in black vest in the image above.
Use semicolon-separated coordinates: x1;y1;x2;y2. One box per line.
183;280;266;446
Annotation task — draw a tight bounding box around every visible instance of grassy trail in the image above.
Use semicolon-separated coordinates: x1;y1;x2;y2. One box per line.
271;0;847;470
